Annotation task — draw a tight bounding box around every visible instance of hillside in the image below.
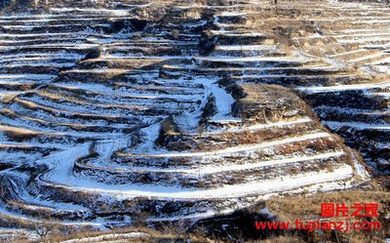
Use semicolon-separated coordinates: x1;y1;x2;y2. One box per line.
0;0;388;242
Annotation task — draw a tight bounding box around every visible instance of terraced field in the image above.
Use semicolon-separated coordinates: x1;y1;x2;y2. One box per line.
0;0;387;240
203;0;390;175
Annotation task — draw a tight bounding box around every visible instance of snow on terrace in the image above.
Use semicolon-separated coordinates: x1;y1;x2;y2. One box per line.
0;206;104;227
171;76;240;131
0;74;56;81
0;53;85;63
324;121;390;131
123;132;332;158
210;30;265;37
191;117;312;135
41;163;354;201
0;228;40;242
215;45;278;51
196;50;314;63
0;0;374;229
296;81;390;94
35;126;357;202
49;7;132;16
210;81;240;123
80;150;346;175
37;140;353;200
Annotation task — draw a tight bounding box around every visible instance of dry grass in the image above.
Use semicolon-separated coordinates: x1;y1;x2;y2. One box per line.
44;226;211;243
1;94;18;104
0;124;39;141
266;190;388;219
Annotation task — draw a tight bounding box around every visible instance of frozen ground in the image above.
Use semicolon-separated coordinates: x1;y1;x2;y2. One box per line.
0;0;385;240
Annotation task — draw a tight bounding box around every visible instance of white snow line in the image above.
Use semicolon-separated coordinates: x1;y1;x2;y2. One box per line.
0;206;103;227
127;132;332;158
215;45;277;51
337;36;390;44
210;30;265;37
191;117;312;135
324;121;390;131
296;81;390;94
50;8;131;16
329;49;370;58
195;56;304;63
348;52;389;63
85;150;345;175
0;74;55;80
332;32;390;39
